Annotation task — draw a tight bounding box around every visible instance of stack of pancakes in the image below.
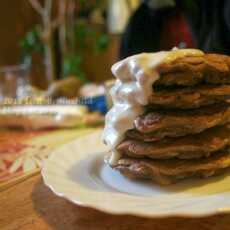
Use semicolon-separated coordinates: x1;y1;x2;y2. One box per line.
112;53;230;184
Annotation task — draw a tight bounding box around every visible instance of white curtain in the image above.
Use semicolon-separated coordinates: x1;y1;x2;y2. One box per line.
107;0;140;34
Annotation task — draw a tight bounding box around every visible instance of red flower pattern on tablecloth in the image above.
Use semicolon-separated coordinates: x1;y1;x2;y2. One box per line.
0;128;95;186
0;131;46;183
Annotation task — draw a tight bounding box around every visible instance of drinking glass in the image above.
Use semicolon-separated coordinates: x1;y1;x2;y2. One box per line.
0;64;29;101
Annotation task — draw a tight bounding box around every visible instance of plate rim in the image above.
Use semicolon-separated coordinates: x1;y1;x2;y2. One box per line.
42;130;230;218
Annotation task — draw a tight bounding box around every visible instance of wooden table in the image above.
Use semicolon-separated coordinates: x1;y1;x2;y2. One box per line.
1;174;230;230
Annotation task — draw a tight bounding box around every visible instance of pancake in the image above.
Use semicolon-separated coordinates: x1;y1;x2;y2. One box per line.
112;149;230;185
133;103;230;139
103;50;230;186
148;85;230;109
155;54;230;87
118;126;230;159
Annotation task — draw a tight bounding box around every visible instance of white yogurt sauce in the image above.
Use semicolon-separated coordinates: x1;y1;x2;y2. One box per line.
102;48;204;165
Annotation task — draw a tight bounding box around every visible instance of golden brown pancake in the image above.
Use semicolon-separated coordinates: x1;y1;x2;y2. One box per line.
155;54;230;87
133;103;230;139
118;126;230;159
112;149;230;185
148;85;230;109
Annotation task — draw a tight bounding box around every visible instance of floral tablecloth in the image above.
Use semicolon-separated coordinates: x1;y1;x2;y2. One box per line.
0;127;97;188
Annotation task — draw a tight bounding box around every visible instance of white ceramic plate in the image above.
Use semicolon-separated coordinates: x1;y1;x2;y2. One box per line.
42;130;230;218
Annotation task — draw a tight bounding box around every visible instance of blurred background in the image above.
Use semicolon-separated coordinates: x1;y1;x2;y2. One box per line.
1;0;228;105
0;0;140;90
